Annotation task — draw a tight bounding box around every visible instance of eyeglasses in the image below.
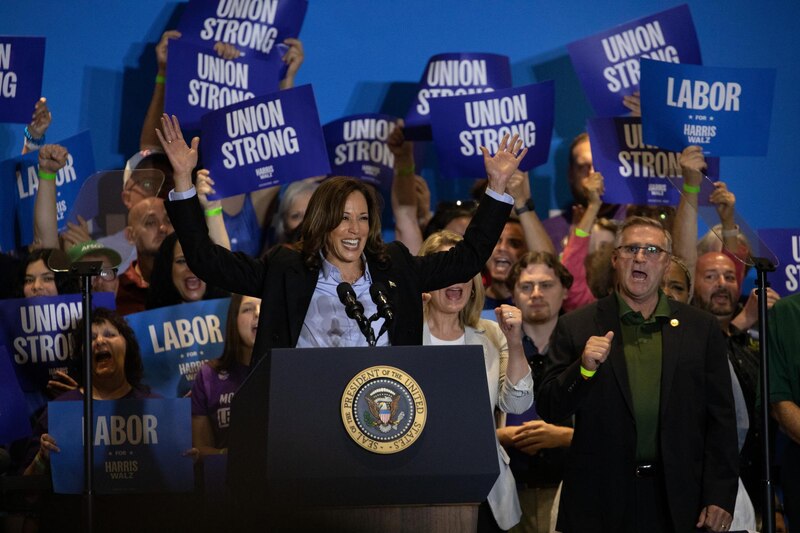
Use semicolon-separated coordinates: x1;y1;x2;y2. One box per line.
96;268;118;282
615;245;668;258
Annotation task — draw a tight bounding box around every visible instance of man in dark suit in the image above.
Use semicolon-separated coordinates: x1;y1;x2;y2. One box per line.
537;216;738;533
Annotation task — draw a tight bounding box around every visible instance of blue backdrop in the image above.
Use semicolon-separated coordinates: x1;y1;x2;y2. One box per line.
1;0;797;230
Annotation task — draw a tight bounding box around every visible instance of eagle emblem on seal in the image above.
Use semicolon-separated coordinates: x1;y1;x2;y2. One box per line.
364;388;405;433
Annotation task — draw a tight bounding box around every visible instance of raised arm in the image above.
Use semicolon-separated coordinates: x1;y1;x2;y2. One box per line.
32;145;69;250
279;38;304;90
481;133;528;195
140;30;182;151
196;169;231;250
673;145;705;272
22;97;52;155
507;170;554;255
388;119;424;253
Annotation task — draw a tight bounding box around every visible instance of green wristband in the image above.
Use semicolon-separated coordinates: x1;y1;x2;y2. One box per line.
396;164;415;176
575;228;590;238
682;183;701;194
155;74;166;85
38;171;56;181
580;366;597;379
205;207;223;217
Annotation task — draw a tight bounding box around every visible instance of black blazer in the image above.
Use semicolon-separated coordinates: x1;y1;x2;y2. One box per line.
537;294;739;532
166;192;511;364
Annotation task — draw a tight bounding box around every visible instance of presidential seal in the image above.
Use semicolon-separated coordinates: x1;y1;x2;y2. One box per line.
341;366;427;454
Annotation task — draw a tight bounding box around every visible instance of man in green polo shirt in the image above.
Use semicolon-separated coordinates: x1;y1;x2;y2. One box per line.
537;216;738;533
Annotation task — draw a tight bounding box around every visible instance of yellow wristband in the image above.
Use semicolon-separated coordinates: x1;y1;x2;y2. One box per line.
682;183;700;194
155;74;166;85
575;228;590;238
38;171;56;181
205;207;223;217
580;366;597;379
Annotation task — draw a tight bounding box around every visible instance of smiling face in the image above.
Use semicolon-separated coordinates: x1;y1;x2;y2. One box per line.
487;222;526;284
611;224;670;309
513;263;567;325
237;296;261;349
324;191;369;272
694;252;738;319
171;241;206;302
91;319;127;382
24;259;58;297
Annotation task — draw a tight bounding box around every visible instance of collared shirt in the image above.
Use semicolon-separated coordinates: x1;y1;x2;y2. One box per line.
295;254;389;348
616;291;671;462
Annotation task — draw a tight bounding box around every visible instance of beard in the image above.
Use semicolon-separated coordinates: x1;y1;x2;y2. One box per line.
697;288;736;317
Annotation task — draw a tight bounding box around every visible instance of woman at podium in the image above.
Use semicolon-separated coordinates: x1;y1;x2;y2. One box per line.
155;114;528;362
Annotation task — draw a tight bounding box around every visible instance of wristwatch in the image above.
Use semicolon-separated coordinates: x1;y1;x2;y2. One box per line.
514;198;535;216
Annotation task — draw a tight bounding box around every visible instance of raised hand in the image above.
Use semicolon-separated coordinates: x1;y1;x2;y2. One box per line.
155;114;198;191
28;97;52;139
156;30;182;72
214;41;241;60
581;171;605;207
38;144;69;174
496;304;523;344
709;181;735;224
196;169;220;210
679;145;706;188
480;133;528;196
622;91;641;117
279;38;305;89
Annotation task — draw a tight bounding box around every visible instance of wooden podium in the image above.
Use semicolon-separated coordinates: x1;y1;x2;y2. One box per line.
227;345;500;532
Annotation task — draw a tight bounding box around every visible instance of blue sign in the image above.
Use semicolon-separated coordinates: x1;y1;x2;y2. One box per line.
640;60;776;155
0;36;46;123
567;5;701;117
0;346;31;443
200;84;331;198
177;0;307;57
0;292;115;392
15;131;96;247
429;81;554;179
49;398;193;494
165;39;283;130
0;157;17;251
127;298;229;398
323;113;398;189
404;53;512;140
758;229;800;297
587;116;720;206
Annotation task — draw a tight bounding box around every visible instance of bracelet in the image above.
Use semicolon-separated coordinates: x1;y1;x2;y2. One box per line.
24;125;45;144
682;183;701;194
514;198;536;216
721;226;739;238
396;164;415;176
155;74;166;85
580;366;597;379
205;206;223;217
575;227;590;238
38;171;56;181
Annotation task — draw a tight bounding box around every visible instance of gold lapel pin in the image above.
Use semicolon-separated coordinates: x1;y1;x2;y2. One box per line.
670;319;679;327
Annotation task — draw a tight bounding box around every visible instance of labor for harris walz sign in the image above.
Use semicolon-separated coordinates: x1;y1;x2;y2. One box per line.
640;60;776;156
177;0;307;56
429;81;554;179
49;399;193;494
165;39;282;130
587;116;720;206
567;4;701;117
324;114;398;190
200;84;330;199
758;229;800;297
0;36;45;123
404;53;512;140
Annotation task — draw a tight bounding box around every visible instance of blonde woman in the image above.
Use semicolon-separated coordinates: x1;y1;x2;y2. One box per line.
419;230;533;531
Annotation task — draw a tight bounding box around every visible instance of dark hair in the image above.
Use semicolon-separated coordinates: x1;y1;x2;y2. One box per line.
145;232;228;309
72;307;146;391
423;201;478;239
505;251;574;294
298;176;389;270
586;245;616;299
212;293;246;372
134;151;174;200
16;248;79;297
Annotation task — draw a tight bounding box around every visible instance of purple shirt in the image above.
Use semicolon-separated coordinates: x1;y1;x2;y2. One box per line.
190;361;249;448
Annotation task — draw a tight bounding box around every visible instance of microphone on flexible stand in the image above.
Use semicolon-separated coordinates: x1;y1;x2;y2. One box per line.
369;282;394;342
337;282;376;346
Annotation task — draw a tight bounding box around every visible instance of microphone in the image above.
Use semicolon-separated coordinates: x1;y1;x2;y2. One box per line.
337;282;376;346
369;282;394;323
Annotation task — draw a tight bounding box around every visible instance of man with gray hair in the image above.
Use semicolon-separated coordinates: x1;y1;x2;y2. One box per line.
537;216;738;532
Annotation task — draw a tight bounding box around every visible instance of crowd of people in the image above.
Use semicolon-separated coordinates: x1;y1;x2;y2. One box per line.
1;22;797;533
